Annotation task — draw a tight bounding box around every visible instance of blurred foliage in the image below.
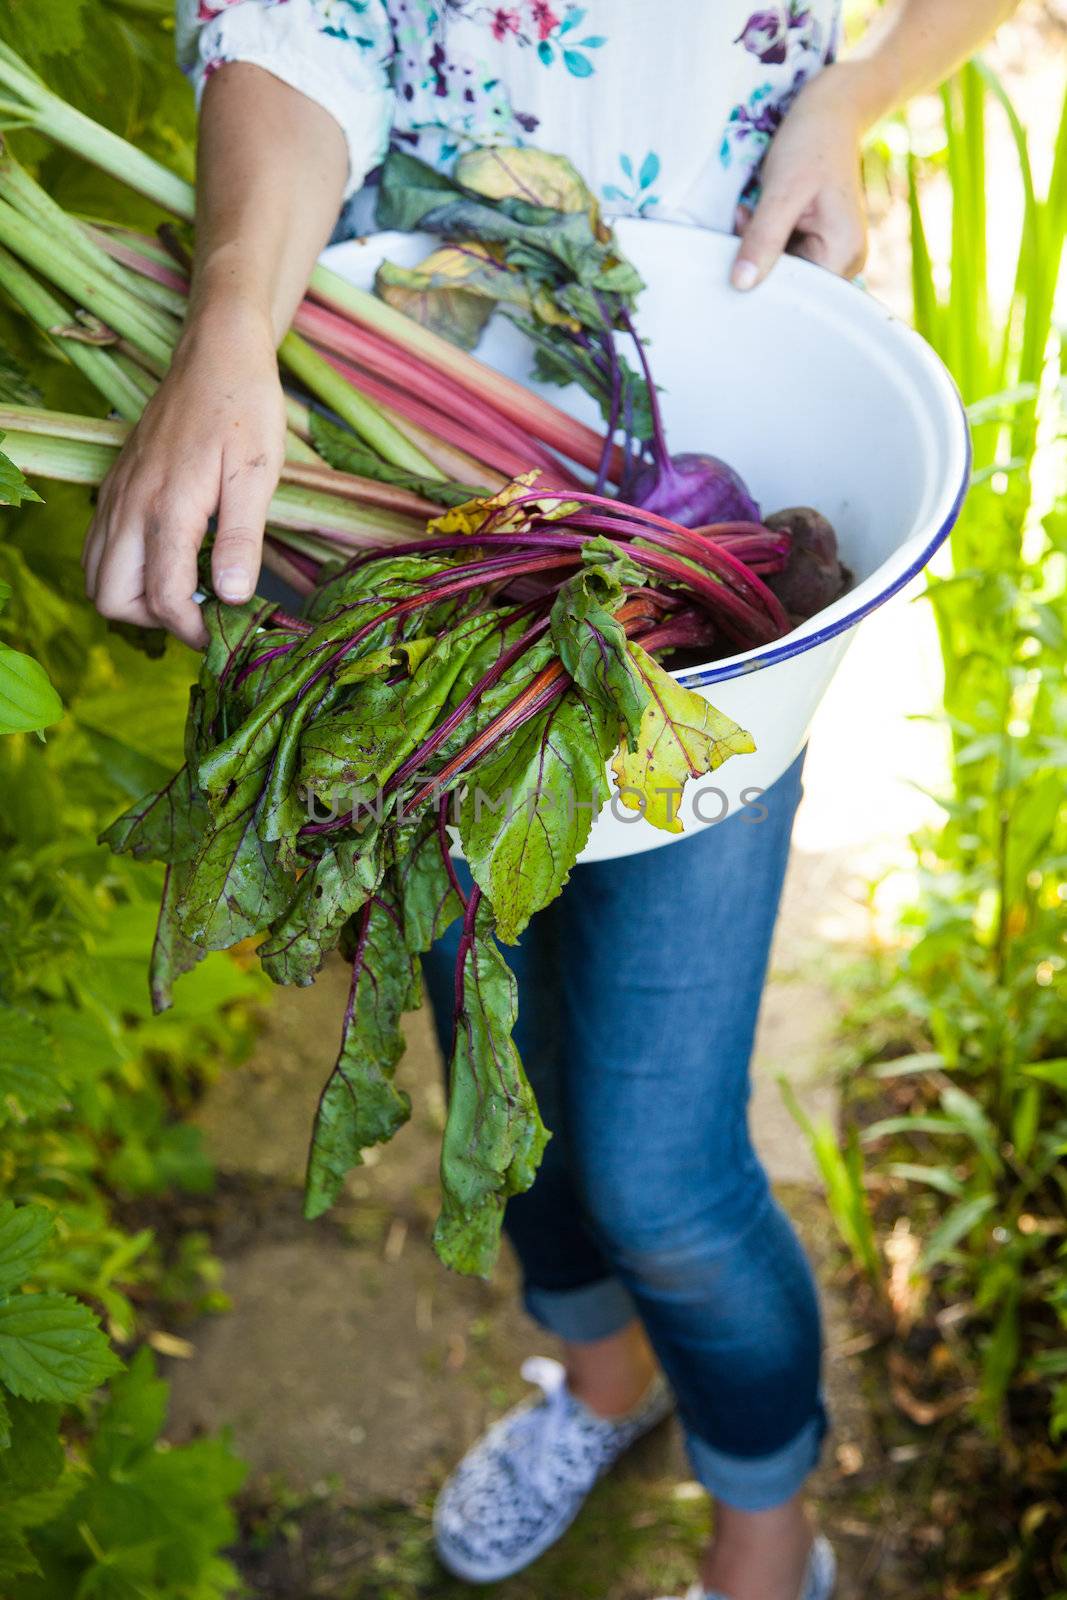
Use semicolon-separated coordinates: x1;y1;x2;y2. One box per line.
807;53;1067;1598
0;5;259;1594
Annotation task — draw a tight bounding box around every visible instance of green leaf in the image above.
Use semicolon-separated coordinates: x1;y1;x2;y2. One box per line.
458;690;618;944
0;1396;64;1496
887;1162;966;1199
0;1202;54;1296
0;1010;69;1124
610;645;755;832
1023;1059;1067;1092
0;0;89;63
298;611;498;805
88;1346;167;1476
0;1291;121;1402
309;412;480;505
0;437;43;510
0;1522;39;1582
98;763;207;863
303;889;417;1220
434;898;549;1276
0;641;62;735
549;560;649;748
918;1192;997;1271
394;810;464;955
176;775;293;950
0;347;41;405
148;861;207;1013
259;835;384;986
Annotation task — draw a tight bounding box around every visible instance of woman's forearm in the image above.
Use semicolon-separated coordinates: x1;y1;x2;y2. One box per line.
188;62;349;343
842;0;1021;130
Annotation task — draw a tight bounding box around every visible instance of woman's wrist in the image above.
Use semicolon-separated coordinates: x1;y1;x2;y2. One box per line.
174;288;278;373
187;245;283;343
807;56;902;136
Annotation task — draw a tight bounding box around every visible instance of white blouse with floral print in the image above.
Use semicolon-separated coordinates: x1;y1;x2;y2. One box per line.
176;1;842;234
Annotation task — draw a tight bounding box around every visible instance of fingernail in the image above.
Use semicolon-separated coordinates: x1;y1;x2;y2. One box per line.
217;567;250;601
732;259;759;292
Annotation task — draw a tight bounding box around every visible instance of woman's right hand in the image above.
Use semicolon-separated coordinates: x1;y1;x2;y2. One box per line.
82;298;287;649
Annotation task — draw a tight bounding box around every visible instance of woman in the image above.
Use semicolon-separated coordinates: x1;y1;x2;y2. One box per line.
84;4;1016;1596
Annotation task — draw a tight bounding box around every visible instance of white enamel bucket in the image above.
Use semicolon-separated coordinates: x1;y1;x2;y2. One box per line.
320;221;971;863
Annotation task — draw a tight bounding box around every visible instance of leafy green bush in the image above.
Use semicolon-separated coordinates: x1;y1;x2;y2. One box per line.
0;1203;245;1597
0;7;260;1591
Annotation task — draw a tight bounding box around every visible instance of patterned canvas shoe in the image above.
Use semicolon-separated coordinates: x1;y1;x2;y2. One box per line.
654;1533;837;1600
433;1355;674;1583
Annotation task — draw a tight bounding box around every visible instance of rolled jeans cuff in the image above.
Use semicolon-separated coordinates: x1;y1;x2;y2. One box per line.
685;1404;828;1512
523;1277;638;1342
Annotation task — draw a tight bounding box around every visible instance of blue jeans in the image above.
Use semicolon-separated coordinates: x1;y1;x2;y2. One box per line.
422;753;826;1511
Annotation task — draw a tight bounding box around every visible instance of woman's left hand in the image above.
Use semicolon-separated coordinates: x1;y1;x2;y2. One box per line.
731;63;871;291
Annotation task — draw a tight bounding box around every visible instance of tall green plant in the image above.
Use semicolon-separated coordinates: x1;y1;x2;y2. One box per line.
866;56;1067;1465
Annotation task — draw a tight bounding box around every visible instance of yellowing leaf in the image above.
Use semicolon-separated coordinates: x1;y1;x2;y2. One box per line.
611;645;755;832
428;473;582;539
375;243;506;349
428;472;541;537
456;146;597;218
376;239;579;348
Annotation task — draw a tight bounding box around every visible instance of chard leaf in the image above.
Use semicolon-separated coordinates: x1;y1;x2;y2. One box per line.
434;624;560;767
435;897;549;1276
201;595;277;683
376;148;466;233
176;769;293;950
395;810;464;953
299;611;499;804
611;645;756;832
98;762;207;863
427;471;577;539
456;147;598;218
458;690;616;944
259;835;384;986
550;563;649;748
303;890;417;1219
376;241;579;349
258;678;342;864
376;149;636;296
376;243;507;350
309;413;480;506
149;862;206;1013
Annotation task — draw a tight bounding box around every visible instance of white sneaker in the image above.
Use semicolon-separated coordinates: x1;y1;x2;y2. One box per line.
655;1534;837;1600
433;1355;674;1582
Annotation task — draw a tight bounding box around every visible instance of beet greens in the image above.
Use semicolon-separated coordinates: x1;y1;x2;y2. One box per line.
101;477;793;1275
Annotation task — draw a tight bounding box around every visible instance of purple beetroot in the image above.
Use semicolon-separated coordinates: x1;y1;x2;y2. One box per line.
628;451;761;528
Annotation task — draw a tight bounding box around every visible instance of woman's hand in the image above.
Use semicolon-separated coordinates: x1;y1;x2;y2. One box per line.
731;63;871;292
82;298;287;649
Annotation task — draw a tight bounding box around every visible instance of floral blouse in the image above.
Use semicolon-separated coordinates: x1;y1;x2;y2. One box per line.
176;1;842;233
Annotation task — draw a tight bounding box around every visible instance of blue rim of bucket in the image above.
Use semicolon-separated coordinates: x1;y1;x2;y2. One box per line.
676;383;973;691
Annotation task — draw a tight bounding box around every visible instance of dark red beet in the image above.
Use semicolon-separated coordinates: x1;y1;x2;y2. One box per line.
765;507;851;622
